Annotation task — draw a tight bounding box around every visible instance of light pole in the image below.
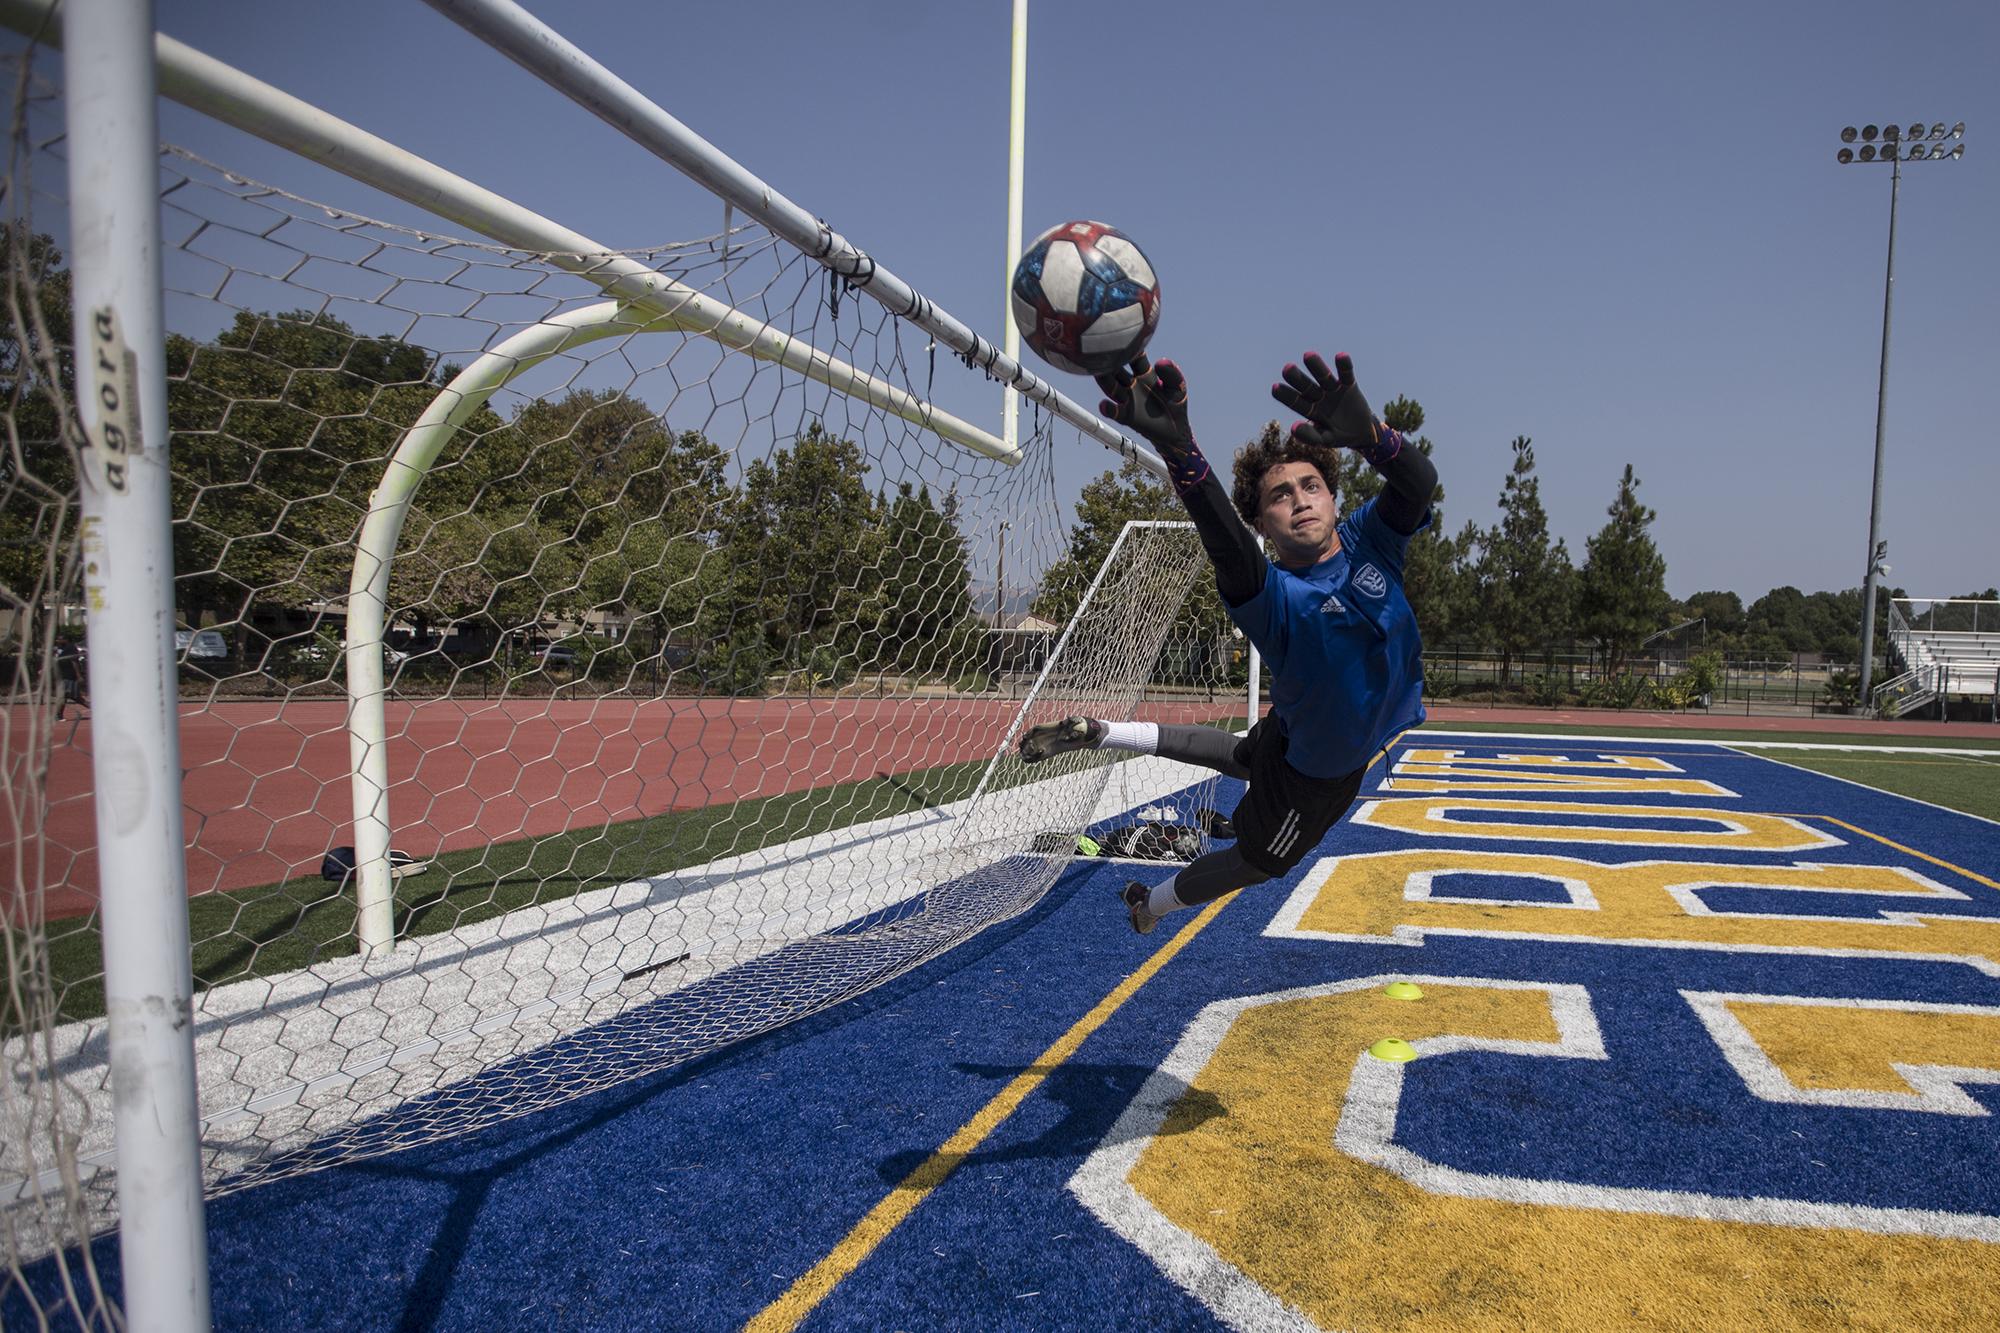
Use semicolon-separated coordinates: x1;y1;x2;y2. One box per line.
1836;119;1964;705
995;521;1010;628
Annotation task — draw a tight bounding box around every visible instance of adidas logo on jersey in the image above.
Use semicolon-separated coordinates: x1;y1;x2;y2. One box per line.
1318;593;1346;615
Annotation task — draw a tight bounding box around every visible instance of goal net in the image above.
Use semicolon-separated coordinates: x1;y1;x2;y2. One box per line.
0;43;1242;1304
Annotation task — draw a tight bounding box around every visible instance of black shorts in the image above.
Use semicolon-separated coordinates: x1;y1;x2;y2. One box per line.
1229;719;1367;877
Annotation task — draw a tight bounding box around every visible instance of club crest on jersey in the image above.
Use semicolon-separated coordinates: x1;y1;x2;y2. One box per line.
1318;593;1346;615
1353;563;1388;598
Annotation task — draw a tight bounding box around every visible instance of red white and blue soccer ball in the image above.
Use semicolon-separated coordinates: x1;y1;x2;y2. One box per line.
1009;220;1161;377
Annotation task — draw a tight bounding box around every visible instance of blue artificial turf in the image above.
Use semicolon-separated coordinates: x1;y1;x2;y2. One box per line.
12;736;1998;1331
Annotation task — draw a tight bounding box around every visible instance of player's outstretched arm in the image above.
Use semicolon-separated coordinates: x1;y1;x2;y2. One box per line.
1271;351;1437;534
1097;358;1265;606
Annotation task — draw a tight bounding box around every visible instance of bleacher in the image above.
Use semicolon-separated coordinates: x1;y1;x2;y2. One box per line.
1879;599;2000;717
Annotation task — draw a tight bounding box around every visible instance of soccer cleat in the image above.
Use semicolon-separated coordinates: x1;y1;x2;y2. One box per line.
1122;881;1158;935
1017;716;1103;764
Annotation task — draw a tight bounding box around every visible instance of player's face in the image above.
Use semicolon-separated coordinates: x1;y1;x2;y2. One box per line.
1254;461;1339;566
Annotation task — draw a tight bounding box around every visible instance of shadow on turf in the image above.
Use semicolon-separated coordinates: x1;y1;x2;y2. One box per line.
873;1062;1222;1185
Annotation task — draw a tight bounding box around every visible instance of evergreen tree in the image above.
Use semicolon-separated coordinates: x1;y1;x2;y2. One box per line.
1576;463;1671;675
1475;436;1573;685
0;226;79;613
716;422;882;686
1031;458;1181;627
870;482;977;675
1425;520;1487;647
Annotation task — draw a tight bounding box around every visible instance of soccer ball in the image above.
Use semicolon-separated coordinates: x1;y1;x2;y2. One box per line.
1009;220;1161;377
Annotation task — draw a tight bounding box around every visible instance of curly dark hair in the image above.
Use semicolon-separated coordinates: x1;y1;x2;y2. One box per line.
1229;427;1342;528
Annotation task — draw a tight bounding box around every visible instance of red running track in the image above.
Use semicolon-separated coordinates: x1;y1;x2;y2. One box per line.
16;695;1244;914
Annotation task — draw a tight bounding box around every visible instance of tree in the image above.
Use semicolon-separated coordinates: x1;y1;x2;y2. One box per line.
1742;586;1815;658
1680;590;1747;645
1475;436;1574;685
1926;591;2000;633
1032;458;1180;626
1576;463;1671;675
870;482;977;675
1422;520;1487;647
716;422;882;685
0;226;80;611
165;309;462;639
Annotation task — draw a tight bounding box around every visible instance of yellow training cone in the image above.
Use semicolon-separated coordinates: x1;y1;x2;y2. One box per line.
1368;1037;1417;1062
1383;982;1424;1001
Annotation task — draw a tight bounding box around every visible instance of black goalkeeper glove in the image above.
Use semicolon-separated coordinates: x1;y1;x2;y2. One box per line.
1096;357;1210;494
1271;351;1401;465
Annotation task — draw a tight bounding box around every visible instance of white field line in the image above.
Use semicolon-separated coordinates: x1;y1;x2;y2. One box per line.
1732;748;2000;831
1418;727;2000;757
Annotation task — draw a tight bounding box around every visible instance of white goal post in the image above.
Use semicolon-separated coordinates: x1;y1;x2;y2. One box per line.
0;3;1251;1327
47;1;209;1328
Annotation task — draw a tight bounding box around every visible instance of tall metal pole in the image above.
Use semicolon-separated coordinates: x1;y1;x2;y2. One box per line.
1002;0;1027;454
995;521;1009;627
61;0;211;1326
1836;119;1964;706
1857;151;1899;702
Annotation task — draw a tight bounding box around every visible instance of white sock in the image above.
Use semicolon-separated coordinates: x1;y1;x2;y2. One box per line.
1147;875;1186;917
1098;721;1159;755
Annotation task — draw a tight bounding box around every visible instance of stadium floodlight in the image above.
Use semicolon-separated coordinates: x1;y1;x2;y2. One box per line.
1833;118;1967;704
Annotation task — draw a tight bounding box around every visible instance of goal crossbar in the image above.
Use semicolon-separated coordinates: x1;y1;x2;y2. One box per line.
421;0;1168;485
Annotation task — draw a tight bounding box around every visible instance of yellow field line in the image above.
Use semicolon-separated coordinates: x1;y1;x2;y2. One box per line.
1808;814;2000;893
744;891;1234;1333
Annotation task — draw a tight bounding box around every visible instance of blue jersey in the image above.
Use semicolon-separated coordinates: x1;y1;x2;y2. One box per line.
1225;496;1427;779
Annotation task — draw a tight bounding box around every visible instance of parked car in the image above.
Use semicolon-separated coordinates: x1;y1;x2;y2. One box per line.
294;639;409;666
174;629;228;660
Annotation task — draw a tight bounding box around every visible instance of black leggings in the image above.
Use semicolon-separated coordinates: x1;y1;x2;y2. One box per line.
1152;724;1268;907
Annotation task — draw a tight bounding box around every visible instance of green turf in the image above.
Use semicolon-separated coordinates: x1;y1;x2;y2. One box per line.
1745;749;2000;823
1415;720;2000;821
28;754;997;1029
1418;720;2000;750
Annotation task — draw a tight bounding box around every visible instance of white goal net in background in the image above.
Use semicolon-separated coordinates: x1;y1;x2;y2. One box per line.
0;17;1243;1321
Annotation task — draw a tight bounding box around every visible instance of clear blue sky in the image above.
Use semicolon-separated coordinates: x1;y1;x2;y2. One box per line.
91;3;2000;600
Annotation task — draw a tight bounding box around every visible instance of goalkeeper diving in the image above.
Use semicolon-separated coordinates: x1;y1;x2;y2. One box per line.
1018;351;1438;934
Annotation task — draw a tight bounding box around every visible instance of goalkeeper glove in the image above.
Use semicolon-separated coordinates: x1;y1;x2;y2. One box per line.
1271;351;1403;466
1096;357;1209;493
